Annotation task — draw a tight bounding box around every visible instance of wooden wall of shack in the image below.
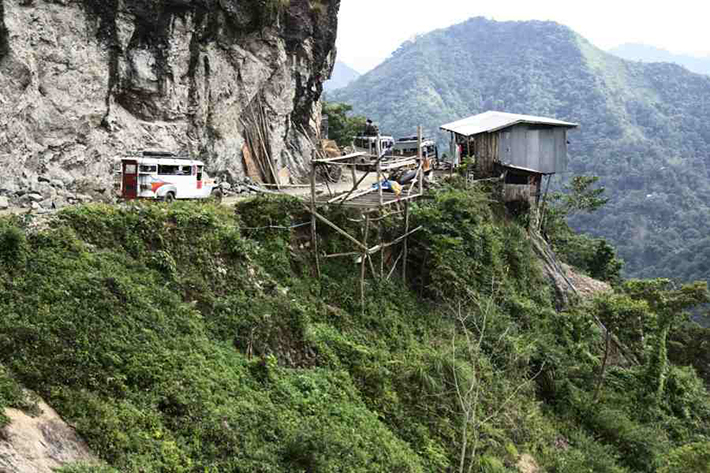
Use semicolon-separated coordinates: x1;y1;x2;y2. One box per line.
456;132;500;178
455;124;570;179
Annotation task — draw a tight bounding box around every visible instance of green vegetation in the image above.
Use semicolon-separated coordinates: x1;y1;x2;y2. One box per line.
322;102;366;147
0;187;708;471
544;176;623;284
331;17;710;291
0;363;38;428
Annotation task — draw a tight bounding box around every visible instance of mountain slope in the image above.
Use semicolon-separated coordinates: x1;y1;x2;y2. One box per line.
0;193;708;472
324;61;361;91
610;43;710;76
331;17;710;282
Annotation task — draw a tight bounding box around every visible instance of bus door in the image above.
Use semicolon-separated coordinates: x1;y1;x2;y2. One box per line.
122;160;138;199
196;165;203;190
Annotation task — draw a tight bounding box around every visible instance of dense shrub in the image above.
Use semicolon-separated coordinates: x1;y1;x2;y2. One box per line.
0;192;707;472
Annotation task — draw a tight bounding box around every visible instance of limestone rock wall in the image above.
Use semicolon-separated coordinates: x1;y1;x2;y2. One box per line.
0;0;339;205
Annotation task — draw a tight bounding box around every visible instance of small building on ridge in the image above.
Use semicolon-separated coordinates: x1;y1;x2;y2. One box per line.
440;111;578;205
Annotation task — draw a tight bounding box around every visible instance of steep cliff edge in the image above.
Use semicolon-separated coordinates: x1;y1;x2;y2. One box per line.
0;0;339;204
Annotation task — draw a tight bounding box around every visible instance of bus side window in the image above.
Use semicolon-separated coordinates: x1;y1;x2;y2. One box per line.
158;165;179;175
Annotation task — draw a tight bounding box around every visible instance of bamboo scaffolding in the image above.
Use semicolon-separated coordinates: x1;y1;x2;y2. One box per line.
304;124;428;311
387;250;403;280
327;187;375;204
324;252;360;259
304;206;368;251
366;226;423;255
310;155;320;279
361;215;370;313
403;202;409;282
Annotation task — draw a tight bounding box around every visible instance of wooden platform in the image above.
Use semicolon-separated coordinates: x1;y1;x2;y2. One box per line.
317;188;422;209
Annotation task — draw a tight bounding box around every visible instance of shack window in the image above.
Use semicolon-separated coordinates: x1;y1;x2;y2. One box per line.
505;172;531;185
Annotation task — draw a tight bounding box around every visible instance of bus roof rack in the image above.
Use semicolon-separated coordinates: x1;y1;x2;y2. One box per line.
123;150;192;159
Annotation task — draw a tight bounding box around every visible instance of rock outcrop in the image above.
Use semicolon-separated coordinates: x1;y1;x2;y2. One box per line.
0;401;98;472
0;0;340;208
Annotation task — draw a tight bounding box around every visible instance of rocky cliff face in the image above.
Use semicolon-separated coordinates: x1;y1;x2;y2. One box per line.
0;0;339;207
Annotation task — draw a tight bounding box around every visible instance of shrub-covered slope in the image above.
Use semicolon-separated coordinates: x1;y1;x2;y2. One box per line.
0;186;708;472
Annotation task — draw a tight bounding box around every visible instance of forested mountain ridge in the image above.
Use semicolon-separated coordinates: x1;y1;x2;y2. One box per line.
331;17;710;283
609;43;710;76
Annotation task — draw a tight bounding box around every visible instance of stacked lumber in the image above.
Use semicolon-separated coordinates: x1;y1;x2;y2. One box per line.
240;96;281;189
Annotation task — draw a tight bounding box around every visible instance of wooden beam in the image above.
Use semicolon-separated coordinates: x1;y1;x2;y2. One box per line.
304;205;368;251
366;226;423;255
388;250;403;280
310;157;320;279
327;187;374;204
312;152;367;164
324;252;360;259
350;156;357;190
361;215;371;313
402;201;409;283
380;158;417;171
336;169;372;207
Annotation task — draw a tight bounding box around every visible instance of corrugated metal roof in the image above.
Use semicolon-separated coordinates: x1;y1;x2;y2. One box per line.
440;111;578;137
500;163;547;174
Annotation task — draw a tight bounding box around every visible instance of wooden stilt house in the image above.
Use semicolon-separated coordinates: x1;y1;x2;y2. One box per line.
440;111;578;205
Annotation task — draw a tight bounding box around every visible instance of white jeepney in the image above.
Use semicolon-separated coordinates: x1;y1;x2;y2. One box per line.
119;150;219;202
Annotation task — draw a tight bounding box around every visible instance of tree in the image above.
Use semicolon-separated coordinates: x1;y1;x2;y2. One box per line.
543;175;622;283
322;102;366;147
622;279;710;404
551;175;609;218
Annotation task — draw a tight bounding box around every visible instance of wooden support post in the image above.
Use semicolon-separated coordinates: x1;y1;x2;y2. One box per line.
387;251;403;280
305;206;368;251
361;215;371;314
450;131;456;178
538;174;553;233
310;156;320;279
376;134;383;207
350;157;357;189
323;171;334;197
402;201;409;282
418;126;424;195
379;221;384;277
